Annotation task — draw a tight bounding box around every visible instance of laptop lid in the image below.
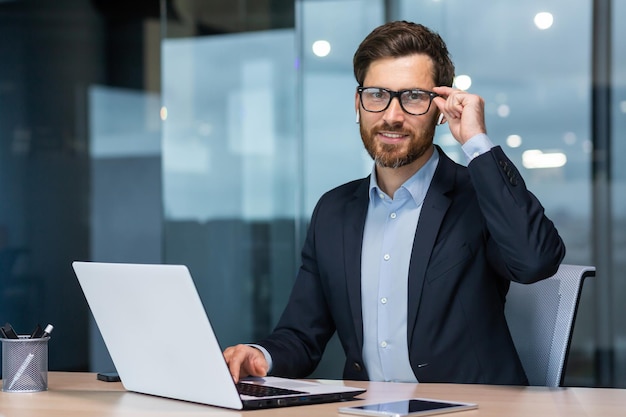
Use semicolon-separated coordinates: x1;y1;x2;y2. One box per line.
72;261;365;409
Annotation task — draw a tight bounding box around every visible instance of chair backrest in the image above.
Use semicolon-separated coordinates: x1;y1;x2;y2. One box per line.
504;264;595;387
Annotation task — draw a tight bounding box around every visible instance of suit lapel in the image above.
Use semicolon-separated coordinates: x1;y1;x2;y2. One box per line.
407;148;456;344
343;178;370;349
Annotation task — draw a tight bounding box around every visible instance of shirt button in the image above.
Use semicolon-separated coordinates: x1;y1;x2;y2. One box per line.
381;297;388;304
383;254;390;261
390;212;397;219
379;193;385;199
380;341;388;348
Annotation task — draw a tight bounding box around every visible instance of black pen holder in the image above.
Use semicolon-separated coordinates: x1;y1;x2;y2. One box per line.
1;336;49;392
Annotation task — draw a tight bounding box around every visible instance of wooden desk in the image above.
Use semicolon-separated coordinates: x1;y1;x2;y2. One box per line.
0;372;624;416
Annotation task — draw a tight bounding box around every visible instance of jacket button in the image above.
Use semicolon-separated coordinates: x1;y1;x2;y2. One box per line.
353;362;362;371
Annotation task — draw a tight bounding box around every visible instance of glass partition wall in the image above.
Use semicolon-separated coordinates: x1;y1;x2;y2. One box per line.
610;0;626;387
159;0;621;385
160;0;299;354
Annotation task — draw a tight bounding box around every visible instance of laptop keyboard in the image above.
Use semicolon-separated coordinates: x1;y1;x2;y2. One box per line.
236;382;306;397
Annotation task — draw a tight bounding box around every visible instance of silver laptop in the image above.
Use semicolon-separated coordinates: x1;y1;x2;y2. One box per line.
72;261;365;410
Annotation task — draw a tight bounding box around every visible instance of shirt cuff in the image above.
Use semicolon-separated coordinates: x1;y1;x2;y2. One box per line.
248;344;273;373
461;133;495;162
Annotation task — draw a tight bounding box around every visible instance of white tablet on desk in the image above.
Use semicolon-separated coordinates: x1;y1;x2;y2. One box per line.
339;398;478;417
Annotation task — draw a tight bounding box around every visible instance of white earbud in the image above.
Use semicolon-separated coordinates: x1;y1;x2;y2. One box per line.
356;111;360;124
437;113;445;125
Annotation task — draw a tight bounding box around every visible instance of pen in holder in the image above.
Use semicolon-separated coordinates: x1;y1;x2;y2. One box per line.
1;335;50;392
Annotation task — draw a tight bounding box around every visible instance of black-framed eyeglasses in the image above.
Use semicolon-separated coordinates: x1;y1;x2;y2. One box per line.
357;86;439;116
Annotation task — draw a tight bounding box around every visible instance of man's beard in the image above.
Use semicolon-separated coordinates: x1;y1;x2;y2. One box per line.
360;121;435;168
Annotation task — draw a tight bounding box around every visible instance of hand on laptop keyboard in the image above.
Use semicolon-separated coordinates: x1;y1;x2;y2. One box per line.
223;344;269;382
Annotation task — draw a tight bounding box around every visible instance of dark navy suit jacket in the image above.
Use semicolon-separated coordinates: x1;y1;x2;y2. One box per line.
258;145;566;385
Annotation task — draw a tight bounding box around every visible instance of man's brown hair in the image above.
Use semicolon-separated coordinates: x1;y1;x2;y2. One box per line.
353;21;455;88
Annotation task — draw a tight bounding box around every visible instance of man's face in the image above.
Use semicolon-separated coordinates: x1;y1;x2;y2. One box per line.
356;54;439;169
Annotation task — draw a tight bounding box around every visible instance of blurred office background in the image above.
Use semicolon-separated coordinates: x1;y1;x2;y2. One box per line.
0;0;624;387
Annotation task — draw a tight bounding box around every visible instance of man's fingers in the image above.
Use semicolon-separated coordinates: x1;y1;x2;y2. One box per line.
250;356;269;377
223;345;269;383
433;88;464;120
432;86;487;143
223;345;244;382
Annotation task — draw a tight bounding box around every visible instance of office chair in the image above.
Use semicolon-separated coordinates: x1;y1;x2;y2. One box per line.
504;264;595;387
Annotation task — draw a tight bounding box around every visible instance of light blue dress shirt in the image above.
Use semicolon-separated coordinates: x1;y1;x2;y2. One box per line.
361;148;439;382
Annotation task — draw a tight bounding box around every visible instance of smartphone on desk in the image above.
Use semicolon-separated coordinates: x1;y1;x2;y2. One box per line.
97;372;121;382
338;398;477;417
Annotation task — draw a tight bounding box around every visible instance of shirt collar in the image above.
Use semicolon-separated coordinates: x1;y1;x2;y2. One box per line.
368;147;440;206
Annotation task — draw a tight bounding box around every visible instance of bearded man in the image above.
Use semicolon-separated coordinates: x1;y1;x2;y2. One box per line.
224;20;565;386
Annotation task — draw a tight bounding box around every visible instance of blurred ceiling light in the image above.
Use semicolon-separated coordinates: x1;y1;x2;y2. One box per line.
497;104;510;118
534;12;554;30
453;74;472;91
312;40;331;57
522;149;567;169
563;132;577;145
506;134;522;148
160;106;168;121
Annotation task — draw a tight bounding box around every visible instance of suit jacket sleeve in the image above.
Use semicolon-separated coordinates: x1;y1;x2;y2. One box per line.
468;145;566;283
